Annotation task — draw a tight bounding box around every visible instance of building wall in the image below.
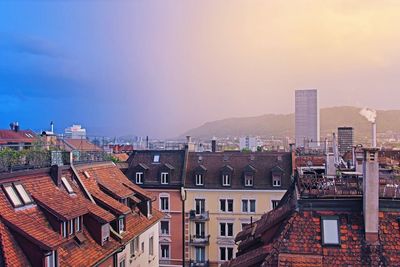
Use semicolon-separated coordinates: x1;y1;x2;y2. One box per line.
184;189;286;266
116;222;159;267
295;89;319;148
150;189;183;267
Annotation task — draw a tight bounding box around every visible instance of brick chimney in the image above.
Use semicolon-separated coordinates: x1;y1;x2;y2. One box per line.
50;165;62;186
362;148;379;244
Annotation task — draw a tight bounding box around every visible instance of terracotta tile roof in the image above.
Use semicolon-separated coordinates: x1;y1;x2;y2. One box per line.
0;221;31;267
0;130;36;145
122;208;163;243
113;153;129;162
60;138;102;151
295;156;325;167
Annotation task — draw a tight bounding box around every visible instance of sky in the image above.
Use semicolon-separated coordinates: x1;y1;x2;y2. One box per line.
1;1;400;138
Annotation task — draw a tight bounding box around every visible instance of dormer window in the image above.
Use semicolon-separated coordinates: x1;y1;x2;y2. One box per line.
61;221;67;238
61;177;74;194
3;183;33;208
222;174;230;186
136;172;143;184
153;155;160;163
61;216;82;238
75;216;81;232
161;172;169;184
272;175;281;187
244;174;253;187
118;216;125;234
44;250;57;267
195;174;203;186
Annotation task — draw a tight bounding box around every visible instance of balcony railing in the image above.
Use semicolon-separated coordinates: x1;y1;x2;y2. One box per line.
189;260;209;267
189;235;210;246
189;210;209;221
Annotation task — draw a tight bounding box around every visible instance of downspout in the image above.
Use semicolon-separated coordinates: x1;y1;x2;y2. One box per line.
181;146;190;267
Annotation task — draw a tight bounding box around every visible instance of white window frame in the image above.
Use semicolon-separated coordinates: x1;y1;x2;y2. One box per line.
195;222;205;238
119;217;125;234
244;174;254;187
61;177;74;194
222;174;230;186
14;183;33;204
195;198;205;215
219;222;234;237
195;174;204;186
272;175;282;187
271;200;280;209
159;196;170;211
135;172;143;184
219;246;234;261
220;199;233;213
130;236;140;256
161;172;169;184
321;216;340;245
160;220;170;235
195;246;205;262
160;244;170;259
75;216;81;232
242;199;256;213
44;250;56;267
61;221;67;238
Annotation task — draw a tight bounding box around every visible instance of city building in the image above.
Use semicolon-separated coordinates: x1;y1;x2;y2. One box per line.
338;127;354;156
295;89;320;148
125;150;187;267
184;151;293;267
239;136;257;152
0;123;37;150
223;148;400;267
0;155;163;267
64;124;87;139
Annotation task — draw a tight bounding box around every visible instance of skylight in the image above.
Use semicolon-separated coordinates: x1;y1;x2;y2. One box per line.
322;217;340;245
83;171;90;178
14;183;33;204
61;177;74;194
153;155;160;163
3;185;23;207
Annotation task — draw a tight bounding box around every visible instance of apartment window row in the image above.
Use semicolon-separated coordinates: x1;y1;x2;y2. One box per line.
129;235;155;259
220;199;233;212
220;246;234;261
134;171;170;185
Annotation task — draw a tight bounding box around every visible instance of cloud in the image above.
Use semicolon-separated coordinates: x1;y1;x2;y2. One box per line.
0;32;64;58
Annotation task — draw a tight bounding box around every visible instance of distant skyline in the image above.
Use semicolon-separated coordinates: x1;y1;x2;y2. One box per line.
1;1;400;138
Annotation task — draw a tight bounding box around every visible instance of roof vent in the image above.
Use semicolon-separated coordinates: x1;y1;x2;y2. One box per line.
74;232;86;245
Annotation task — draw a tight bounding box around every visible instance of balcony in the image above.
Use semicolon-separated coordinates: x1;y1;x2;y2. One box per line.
189;210;209;221
189;235;210;246
189;260;209;267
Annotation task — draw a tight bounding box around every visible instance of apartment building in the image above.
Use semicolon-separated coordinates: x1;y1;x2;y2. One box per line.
184;151;293;267
126;150;186;267
0;158;162;266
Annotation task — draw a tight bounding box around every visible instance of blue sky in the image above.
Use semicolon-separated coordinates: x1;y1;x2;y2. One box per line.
1;1;400;138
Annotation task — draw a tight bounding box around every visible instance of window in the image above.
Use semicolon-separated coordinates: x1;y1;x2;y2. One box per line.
61;177;74;194
119;258;126;267
69;219;74;235
149;236;154;256
75;217;81;232
147;200;152;217
61;221;67;238
3;184;23;207
222;174;230;186
44;251;57;267
160;196;169;211
119;217;125;234
244;174;253;187
14;183;33;204
83;171;90;178
102;223;110;244
161;244;170;259
161;221;169;235
195;199;205;215
195;174;204;186
153;155;160;163
220;247;234;261
272;175;281;187
272;200;280;209
130;237;139;256
195;246;205;262
161;172;169;184
242;199;256;213
321;217;340;245
220;222;233;237
141;241;145;253
135;172;143;184
220;199;233;212
195;222;205;238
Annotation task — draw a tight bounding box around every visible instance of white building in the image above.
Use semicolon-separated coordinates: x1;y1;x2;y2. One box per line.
239;136;257;152
65;124;87;139
295;89;320;148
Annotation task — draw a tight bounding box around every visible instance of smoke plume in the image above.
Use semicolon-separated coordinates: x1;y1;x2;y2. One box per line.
359;108;377;123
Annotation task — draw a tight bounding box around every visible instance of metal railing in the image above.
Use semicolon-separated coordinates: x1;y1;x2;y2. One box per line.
189;235;210;245
189;259;209;267
189;210;209;221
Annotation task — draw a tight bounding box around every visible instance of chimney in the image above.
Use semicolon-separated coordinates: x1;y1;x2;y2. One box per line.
211;139;217;152
145;136;149;150
14;122;19;132
332;133;338;165
362;148;379;244
186;136;195;152
50;165;62;186
372;122;377;147
50;121;54;133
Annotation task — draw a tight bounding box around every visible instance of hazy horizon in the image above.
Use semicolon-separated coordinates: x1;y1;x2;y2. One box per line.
2;1;400;138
